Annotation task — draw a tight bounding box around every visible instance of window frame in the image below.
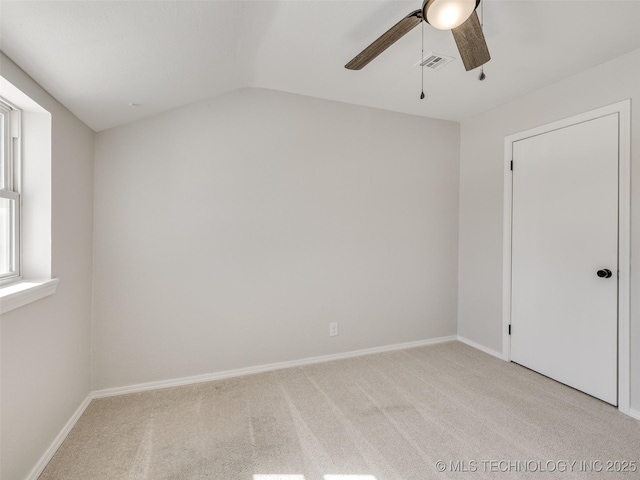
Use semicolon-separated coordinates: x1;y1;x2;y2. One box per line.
0;97;21;285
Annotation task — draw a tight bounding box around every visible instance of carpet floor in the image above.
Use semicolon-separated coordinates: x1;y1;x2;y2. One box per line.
39;341;640;479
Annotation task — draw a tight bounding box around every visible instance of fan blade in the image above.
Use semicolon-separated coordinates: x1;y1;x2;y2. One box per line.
345;10;422;70
451;11;490;71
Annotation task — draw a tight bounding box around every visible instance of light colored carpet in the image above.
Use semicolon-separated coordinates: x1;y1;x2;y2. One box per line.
40;341;640;479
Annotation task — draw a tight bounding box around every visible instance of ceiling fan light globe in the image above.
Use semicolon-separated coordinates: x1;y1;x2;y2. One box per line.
424;0;477;30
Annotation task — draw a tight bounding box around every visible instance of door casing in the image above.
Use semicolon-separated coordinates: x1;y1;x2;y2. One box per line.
502;99;631;415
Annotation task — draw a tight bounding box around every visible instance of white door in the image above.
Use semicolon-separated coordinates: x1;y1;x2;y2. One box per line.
510;113;619;405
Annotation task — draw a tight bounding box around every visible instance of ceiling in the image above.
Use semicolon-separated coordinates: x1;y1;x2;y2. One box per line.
2;1;640;132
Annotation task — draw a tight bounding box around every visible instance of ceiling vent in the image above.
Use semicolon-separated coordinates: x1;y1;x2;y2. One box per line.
416;53;455;71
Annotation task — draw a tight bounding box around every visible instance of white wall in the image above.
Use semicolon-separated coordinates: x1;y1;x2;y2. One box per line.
458;48;640;409
93;88;460;390
0;53;95;480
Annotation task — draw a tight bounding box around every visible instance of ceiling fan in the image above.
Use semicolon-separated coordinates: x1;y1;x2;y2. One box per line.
345;0;490;72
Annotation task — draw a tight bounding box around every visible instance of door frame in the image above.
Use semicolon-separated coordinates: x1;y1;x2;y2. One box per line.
502;99;631;415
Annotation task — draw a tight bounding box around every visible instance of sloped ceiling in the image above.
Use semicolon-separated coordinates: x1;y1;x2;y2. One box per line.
2;1;640;131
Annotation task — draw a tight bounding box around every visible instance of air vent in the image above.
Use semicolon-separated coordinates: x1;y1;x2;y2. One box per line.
415;52;455;71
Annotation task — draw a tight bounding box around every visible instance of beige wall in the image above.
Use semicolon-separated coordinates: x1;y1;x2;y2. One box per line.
0;53;95;480
92;88;460;390
458;48;640;410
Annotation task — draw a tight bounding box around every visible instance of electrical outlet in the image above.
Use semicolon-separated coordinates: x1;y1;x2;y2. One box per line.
329;322;338;337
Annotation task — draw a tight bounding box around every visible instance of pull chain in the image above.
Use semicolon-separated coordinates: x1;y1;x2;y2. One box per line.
420;18;425;99
479;1;486;81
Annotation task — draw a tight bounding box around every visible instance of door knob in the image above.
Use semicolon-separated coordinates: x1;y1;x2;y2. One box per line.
597;269;613;278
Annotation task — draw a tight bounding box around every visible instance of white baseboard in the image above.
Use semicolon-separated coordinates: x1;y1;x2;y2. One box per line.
457;335;505;360
25;395;92;480
92;334;458;398
628;408;640;422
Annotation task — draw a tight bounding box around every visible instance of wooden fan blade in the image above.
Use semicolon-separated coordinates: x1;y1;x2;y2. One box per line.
451;10;490;71
345;10;422;70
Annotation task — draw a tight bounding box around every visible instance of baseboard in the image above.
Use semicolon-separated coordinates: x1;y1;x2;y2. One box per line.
457;335;505;360
628;408;640;422
24;394;92;480
92;334;458;398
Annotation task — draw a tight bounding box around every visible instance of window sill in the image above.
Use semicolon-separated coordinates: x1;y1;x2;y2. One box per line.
0;278;59;314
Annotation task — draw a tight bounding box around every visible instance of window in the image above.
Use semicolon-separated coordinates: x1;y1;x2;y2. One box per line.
0;98;20;285
0;77;57;314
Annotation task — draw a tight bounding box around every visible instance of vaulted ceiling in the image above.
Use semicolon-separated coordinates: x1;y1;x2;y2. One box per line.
2;1;640;131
